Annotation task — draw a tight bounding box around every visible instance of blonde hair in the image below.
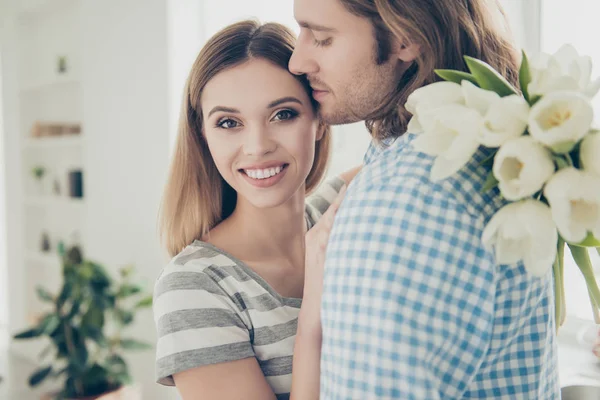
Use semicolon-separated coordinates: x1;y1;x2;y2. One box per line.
340;0;520;141
159;20;331;257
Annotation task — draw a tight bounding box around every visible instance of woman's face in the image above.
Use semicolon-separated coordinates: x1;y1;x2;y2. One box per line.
201;58;321;209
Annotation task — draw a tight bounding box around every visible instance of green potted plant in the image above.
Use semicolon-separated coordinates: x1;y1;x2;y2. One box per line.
32;165;46;195
13;245;153;399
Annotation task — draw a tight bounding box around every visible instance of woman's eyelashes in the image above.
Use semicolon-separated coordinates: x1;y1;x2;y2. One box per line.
271;108;299;122
215;118;241;129
313;37;332;47
214;108;300;130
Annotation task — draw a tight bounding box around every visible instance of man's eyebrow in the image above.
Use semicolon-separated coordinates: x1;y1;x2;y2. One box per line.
298;21;337;33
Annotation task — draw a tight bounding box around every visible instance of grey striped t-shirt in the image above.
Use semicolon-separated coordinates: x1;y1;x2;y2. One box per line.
153;177;345;399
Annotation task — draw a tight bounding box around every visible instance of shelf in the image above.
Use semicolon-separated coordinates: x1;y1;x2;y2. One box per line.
20;75;80;93
22;135;82;149
24;251;61;266
23;196;84;208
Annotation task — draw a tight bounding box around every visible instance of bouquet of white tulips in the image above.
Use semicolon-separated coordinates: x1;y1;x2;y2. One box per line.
407;44;600;328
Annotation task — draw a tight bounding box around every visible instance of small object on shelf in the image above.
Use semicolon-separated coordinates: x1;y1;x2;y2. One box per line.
29;122;81;138
57;55;67;74
68;169;83;198
40;232;51;252
31;165;46;195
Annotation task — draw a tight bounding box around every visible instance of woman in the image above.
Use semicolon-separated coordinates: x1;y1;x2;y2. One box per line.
153;20;359;399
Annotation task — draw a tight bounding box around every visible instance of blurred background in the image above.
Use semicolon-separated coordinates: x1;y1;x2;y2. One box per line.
0;0;599;399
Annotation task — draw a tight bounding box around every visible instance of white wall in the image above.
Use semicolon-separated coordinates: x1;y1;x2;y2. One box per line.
81;1;174;398
0;2;26;345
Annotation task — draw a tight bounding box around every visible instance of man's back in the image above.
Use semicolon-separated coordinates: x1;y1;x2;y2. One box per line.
320;133;559;399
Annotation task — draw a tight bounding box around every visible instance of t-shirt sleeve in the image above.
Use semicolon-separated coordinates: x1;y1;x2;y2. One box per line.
305;176;346;230
153;262;255;386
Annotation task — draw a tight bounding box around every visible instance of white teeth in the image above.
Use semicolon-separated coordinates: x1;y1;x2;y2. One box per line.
244;165;284;180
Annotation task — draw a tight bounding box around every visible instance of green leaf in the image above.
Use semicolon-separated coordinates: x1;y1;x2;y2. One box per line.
115;309;134;326
29;365;53;387
38;343;54;361
105;354;128;375
13;328;42;340
135;296;153;309
120;264;135;279
434;69;478;85
480;172;499;194
119;338;153;351
552;155;571;170
57;281;73;309
519;50;532;103
116;284;142;298
36;286;54;303
479;150;497;168
86;327;109;348
38;314;61;335
464;56;518;97
82;305;105;330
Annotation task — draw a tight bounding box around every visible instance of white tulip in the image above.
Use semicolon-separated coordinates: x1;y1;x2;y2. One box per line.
406;81;464;133
479;95;530;147
461;80;500;116
528;44;600;98
580;132;600;176
528;91;594;153
493;136;555;201
544;167;600;243
412;103;482;181
482;200;558;277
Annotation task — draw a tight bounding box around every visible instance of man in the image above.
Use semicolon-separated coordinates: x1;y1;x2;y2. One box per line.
290;0;559;398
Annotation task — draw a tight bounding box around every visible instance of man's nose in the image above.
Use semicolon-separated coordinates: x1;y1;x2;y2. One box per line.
289;36;319;76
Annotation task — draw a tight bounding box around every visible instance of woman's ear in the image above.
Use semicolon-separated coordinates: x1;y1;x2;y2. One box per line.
316;120;327;141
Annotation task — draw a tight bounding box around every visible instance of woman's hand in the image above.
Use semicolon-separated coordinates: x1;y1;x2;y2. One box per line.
291;185;347;400
300;185;347;336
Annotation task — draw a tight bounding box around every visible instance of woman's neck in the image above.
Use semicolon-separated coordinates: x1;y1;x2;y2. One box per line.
208;190;307;267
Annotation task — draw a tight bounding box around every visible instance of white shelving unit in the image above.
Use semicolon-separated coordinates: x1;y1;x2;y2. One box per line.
14;0;85;350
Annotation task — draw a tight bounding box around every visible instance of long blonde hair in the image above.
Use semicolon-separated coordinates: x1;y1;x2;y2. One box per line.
159;20;331;257
340;0;520;141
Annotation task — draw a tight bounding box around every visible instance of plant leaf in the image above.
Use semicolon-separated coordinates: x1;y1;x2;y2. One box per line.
434;69;478;85
119;338;153;351
116;284;142;298
13;328;42;340
480;172;499;194
38;313;61;335
36;286;54;302
464;56;518;97
135;296;153;309
29;365;53;386
519;50;532;103
115;309;134;326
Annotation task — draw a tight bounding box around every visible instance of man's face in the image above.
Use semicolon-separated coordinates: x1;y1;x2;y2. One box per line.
290;0;402;125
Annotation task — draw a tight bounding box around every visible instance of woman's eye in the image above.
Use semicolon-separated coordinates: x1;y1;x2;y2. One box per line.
272;109;298;122
216;118;240;129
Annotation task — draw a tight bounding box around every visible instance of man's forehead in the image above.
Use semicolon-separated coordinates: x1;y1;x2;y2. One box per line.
294;0;345;26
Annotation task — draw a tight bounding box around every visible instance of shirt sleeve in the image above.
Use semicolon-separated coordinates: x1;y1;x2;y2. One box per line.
320;176;496;399
153;262;255;386
305;176;346;230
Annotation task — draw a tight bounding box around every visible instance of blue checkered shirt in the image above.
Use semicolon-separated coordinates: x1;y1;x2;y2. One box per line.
320;133;559;399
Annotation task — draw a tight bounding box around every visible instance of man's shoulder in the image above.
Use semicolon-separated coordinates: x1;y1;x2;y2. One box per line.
354;134;504;218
